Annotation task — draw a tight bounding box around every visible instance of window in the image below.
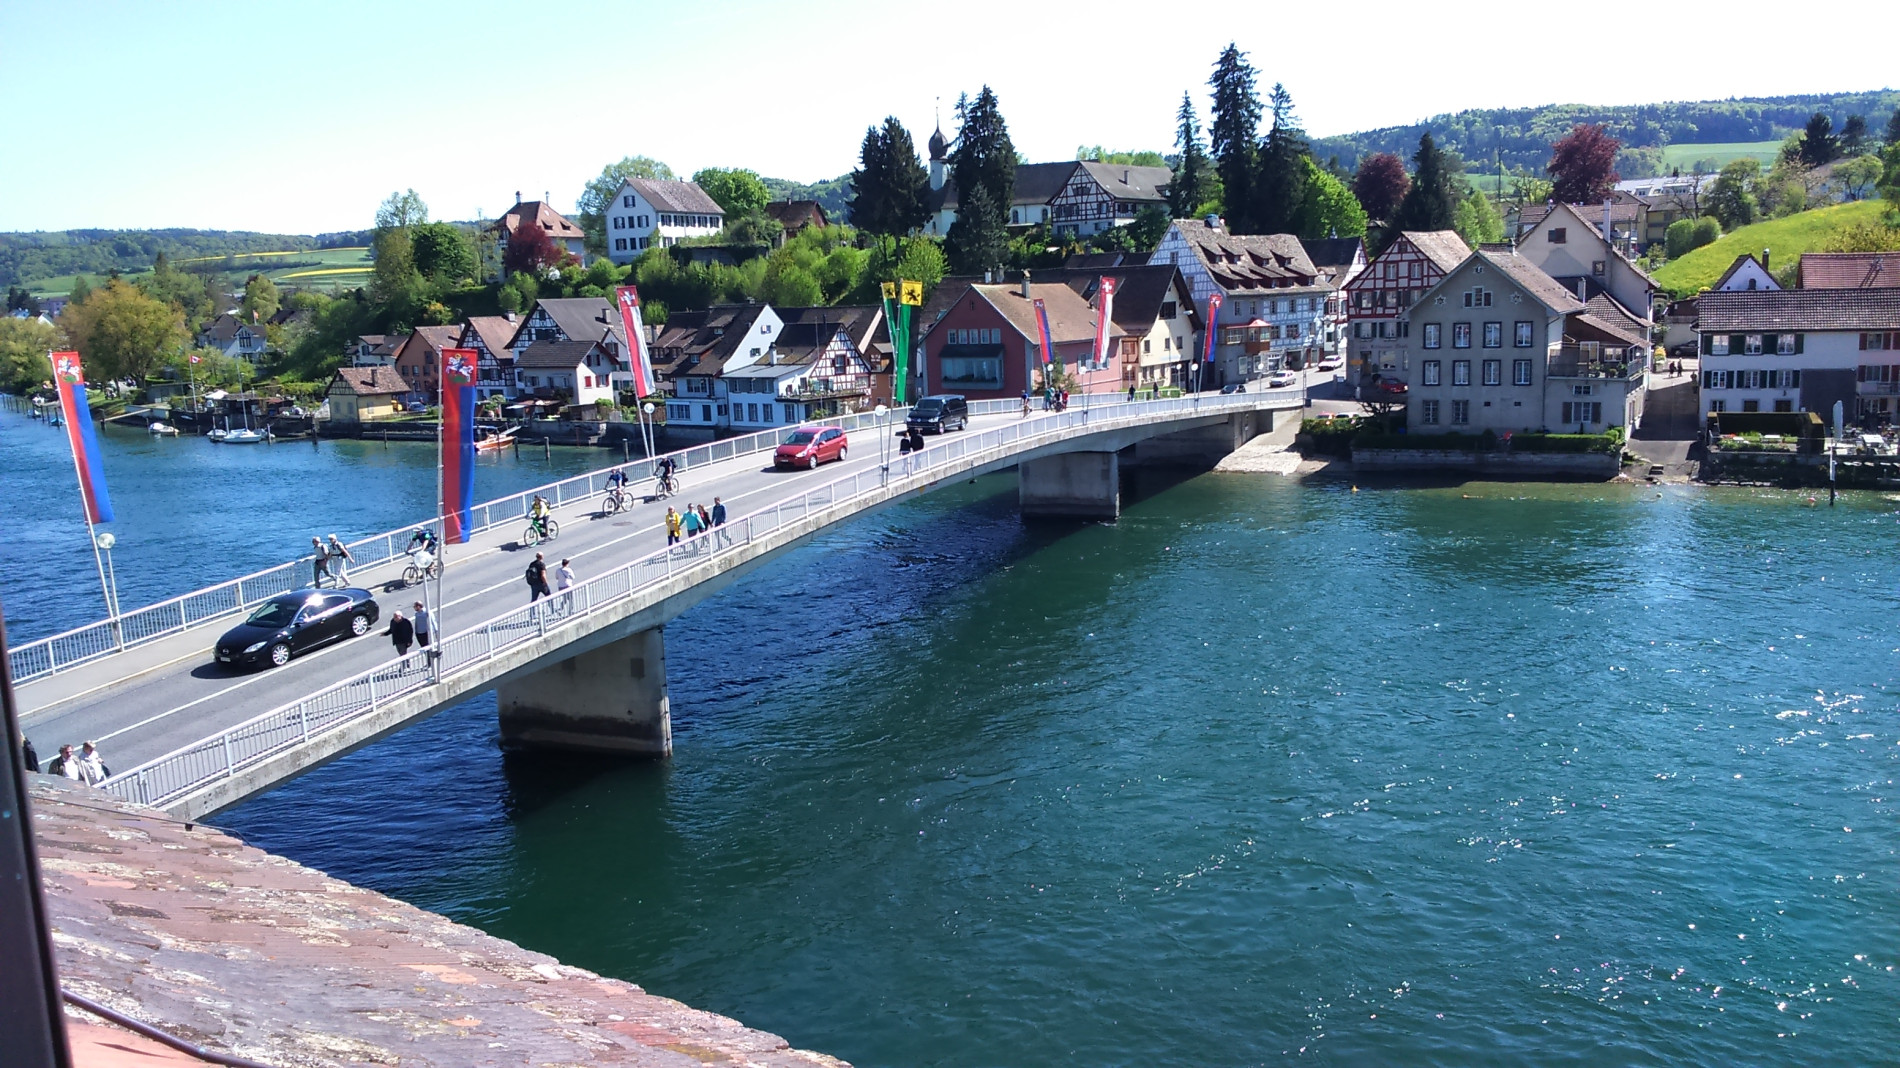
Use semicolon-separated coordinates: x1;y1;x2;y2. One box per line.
1483;359;1501;386
1513;359;1532;386
1452;360;1470;386
1548;227;1567;244
1560;401;1602;424
1422;360;1441;386
940;356;1002;388
1742;399;1760;412
1514;321;1533;347
1483;322;1502;348
1423;323;1441;349
1161;301;1177;319
1592;260;1606;276
1451;399;1469;424
701;404;712;422
1572;384;1594;396
747;403;758;422
1744;334;1764;355
1777;334;1796;355
1710;335;1729;355
622;195;633;207
1774;399;1793;412
1452;323;1472;348
1421;399;1440;424
784;404;796;422
1862;332;1896;350
1462;287;1491;308
1711;399;1727;413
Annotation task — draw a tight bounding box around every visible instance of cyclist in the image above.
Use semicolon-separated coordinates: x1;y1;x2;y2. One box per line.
604;466;631;510
655;455;678;497
406;526;437;555
529;494;552;539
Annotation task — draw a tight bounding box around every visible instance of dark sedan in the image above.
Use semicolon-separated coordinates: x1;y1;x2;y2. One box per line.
215;589;381;670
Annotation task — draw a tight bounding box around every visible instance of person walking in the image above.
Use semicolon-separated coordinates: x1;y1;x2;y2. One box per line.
681;503;703;546
525;553;550;603
696;503;712;538
20;731;40;774
665;507;682;546
47;744;83;781
711;497;731;547
1020;389;1031;418
326;534;354;587
1128;383;1137;402
387;611;415;665
556;558;576;614
78;741;110;785
311;535;331;588
411;601;431;648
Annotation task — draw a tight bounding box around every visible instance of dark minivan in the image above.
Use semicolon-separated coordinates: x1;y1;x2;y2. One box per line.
907;394;969;434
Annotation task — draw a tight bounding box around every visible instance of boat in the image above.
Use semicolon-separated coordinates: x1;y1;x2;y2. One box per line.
149;421;179;436
475;426;519;452
208;427;228;441
223;428;267;444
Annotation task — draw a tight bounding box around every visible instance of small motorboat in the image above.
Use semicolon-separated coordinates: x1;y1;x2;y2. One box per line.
475;426;519;452
208;428;228;441
223;428;267;444
150;421;180;436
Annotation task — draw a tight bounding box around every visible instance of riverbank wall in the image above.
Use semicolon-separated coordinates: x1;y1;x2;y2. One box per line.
1350;448;1622;478
30;775;846;1068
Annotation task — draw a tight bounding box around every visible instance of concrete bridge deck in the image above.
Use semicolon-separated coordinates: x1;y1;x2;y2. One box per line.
18;391;1298;818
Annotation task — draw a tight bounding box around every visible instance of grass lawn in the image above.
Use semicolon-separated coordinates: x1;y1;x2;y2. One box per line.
30;269;146;298
1651;200;1893;297
1658;140;1783;171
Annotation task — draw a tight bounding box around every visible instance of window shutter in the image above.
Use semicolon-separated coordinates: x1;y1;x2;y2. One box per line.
1561;402;1572;423
1794;333;1804;354
1729;335;1743;353
1701;333;1712;356
1791;369;1801;388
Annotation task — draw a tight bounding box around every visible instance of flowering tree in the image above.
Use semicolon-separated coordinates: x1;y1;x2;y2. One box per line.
1547;124;1621;204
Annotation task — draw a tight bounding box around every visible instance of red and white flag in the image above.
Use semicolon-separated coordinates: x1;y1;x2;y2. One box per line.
1092;276;1118;370
614;285;658;398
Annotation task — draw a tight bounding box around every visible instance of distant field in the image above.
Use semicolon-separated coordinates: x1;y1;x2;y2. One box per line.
1651;199;1892;296
27;246;373;297
1658;140;1783;171
30;269;145;298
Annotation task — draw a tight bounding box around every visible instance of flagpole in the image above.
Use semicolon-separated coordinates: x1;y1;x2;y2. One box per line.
430;382;445;683
53;353;122;649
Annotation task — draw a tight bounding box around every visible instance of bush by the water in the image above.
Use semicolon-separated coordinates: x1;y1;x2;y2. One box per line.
1297;416;1361;457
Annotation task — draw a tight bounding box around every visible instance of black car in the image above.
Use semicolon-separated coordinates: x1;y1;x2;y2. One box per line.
215;589;381;670
1219;382;1248;395
907;394;969;433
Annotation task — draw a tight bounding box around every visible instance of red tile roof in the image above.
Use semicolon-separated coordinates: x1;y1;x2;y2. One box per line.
1797;252;1898;290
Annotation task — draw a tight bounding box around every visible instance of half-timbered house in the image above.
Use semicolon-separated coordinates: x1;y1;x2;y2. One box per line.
1342;230;1471;391
1050;162;1173;237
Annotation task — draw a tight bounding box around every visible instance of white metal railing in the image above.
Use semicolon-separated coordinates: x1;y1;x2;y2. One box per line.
101;389;1294;810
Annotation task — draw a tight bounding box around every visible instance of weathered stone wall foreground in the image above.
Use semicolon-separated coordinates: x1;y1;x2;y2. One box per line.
29;776;848;1068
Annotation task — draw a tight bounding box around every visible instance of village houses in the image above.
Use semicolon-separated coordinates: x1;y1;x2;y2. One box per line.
196;313;269;362
1153;217;1336;385
1342;230;1471;392
603;178;725;263
920;277;1124;399
493;195;587;263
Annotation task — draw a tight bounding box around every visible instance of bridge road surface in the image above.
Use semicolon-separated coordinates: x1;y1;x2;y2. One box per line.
16;407;1052;773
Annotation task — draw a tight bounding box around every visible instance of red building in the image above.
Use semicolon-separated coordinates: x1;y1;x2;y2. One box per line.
921;279;1124;399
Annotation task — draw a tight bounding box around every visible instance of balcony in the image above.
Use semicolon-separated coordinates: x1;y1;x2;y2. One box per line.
782;375;869;401
1548;345;1645;380
1857;380;1900;395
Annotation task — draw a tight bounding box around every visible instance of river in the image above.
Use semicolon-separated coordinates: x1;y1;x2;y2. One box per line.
6;406;1897;1066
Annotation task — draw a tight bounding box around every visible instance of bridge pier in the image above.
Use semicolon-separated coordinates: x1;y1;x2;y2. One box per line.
1019;451;1119;520
1132;410;1270;466
496;626;672;756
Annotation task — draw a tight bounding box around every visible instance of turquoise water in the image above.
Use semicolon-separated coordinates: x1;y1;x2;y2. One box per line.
7;407;1897;1065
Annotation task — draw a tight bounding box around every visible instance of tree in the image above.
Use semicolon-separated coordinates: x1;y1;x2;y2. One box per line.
1663;216;1723;259
67;276;92;306
374;189;428;231
1840;114;1870;156
1207;43;1261;230
1168;93;1213;219
1834;154;1884;201
1882;142;1900;216
1351;152;1410;222
759;257;822;306
860;235;946;305
692;168;770;218
0;315;63;393
1888;110;1900;147
1800;112;1838;167
1076;146;1168;167
1547;124;1621;203
848;117;929;235
58;279;185;381
945;87;1015;272
240;274;280;323
944;184;1007;274
1127;204;1172;250
410;222;478;282
1296;157;1367;238
5;285;40;316
1389;133;1459;234
1706;158;1761;229
576;156;675;254
1453;189;1504;247
501;220;564;278
1252;82;1309;234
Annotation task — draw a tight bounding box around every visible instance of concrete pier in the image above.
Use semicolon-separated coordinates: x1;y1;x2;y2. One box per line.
1019;451;1120;520
497;626;673;756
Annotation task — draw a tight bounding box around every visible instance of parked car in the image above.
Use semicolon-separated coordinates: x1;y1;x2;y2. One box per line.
406;401;427;413
1318;355;1343;370
1219;383;1248;395
214;589;380;670
1376;379;1408;395
774;425;848;469
1268;371;1298;388
907;394;969;433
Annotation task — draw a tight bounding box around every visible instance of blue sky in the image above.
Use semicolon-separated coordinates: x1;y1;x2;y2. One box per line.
1;0;1881;234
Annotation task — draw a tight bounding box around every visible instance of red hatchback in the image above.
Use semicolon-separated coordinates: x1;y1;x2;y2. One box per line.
774;425;848;469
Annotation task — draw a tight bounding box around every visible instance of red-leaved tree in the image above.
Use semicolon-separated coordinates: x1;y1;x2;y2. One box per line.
503;221;563;277
1547;124;1621;204
1351;152;1410;222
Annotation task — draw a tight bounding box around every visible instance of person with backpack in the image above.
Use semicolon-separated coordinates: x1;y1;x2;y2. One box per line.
326;534;354;587
525;553;550;603
78;741;110;785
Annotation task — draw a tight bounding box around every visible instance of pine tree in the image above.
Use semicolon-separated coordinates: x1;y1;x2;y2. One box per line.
1168;93;1211;219
944;184;1007;275
1887;109;1900;146
1252;82;1309;234
1839;114;1869;156
1800;112;1838;167
849;117;930;236
946;87;1014;272
1206;44;1260;231
848;124;889;232
1390;133;1459;234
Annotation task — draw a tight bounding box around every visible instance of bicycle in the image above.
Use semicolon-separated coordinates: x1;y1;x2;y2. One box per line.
401;551;440;587
602;486;630;514
655;473;680;498
522;516;560;546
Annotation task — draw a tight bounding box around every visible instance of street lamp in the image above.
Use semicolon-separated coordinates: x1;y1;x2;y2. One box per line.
874;404;890;482
640;402;657;464
94;530;123;646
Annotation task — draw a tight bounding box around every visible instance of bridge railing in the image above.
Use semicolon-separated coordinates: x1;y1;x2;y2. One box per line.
101;389;1294;812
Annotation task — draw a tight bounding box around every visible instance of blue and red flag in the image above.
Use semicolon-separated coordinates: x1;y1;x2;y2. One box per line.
51;351;113;523
1032;298;1057;372
1203;292;1224;364
439;347;478;543
615;285;658;398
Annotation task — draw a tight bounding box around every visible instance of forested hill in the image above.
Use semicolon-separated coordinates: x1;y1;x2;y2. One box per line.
1311;90;1900;177
0;228;372;290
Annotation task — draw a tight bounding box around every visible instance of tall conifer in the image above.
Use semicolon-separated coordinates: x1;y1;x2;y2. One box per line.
1207;44;1260;232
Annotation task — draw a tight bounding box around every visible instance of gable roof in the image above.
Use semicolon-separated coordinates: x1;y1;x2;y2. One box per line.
520;298;618;347
199;313;257;343
495;200;584;242
967;282;1124;345
651;304;771;378
515;339;608;370
764;200;827;230
624;178;724;216
930;162;1083;213
1167;219;1319;291
1074;161;1174;203
1397;230;1472;273
1034;265;1202;334
1797;252;1898;290
1524;201;1657;287
330;366;408;396
461;315;520;357
774;304;887;353
397;325;461;362
1713;253;1771;291
1430;249;1586;315
1299;236;1366;284
1696;289;1900;332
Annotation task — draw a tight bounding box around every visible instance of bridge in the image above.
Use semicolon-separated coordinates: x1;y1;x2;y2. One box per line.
15;390;1301;819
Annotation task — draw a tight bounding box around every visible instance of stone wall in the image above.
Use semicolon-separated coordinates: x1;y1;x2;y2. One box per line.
1351;449;1622;478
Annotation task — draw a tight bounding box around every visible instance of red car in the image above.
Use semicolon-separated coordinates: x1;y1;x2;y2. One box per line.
774;425;848;469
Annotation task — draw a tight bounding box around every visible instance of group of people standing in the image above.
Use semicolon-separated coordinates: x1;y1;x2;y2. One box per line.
310;534;354;588
385;599;433;661
664;498;728;548
20;734;111;786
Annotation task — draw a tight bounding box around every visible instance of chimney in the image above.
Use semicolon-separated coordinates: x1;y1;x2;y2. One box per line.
1576;278;1587;301
1762;248;1770;272
514;190;521;205
983;268;994;284
1603;199;1612;244
1204;213;1220;230
1020;270;1032;300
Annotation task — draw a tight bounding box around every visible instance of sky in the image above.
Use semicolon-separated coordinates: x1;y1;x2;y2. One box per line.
1;0;1885;234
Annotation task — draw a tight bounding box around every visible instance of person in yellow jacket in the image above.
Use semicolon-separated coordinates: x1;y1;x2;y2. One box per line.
664;506;682;545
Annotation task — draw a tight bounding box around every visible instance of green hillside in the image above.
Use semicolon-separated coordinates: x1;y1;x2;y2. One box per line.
1;228;374;293
1651;200;1893;297
1656;140;1784;171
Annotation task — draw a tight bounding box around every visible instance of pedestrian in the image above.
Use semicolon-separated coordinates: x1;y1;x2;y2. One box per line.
47;744;83;781
387;610;414;658
696;503;712;536
1020;389;1031;418
682;504;704;542
557;558;575;614
711;497;731;546
78;741;110;785
311;535;331;588
411;601;431;648
525;553;550;603
1128;383;1136;402
665;507;682;545
1059;388;1070;411
326;534;354;587
20;731;39;774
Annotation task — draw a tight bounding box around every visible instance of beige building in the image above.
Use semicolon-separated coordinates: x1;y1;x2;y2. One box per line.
324;367;409;425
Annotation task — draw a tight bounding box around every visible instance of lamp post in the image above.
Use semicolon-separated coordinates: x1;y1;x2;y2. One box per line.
874;404;890;482
640;402;656;463
94;530;122;647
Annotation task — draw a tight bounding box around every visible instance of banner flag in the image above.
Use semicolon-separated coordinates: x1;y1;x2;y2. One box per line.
879;285;902;401
1033;299;1057;371
614;285;658;398
892;302;912;404
1203;292;1224;364
51;351;114;523
1093;276;1118;371
440;347;478;543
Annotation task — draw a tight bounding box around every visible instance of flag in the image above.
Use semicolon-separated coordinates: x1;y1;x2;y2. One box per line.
614;285;658;398
1092;276;1118;371
439;347;478;543
51;351;114;523
1203;292;1224;364
189;353;201;365
1032;298;1057;372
